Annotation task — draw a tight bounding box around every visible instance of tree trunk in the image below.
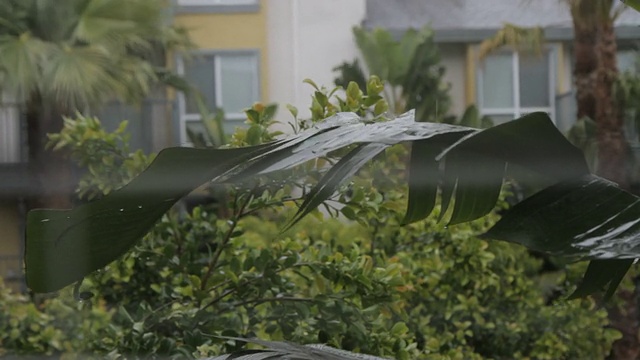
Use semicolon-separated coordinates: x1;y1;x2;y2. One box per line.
572;22;598;121
594;16;630;190
26;97;74;210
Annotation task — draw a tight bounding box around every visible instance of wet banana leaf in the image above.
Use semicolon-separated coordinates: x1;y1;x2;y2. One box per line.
483;175;640;298
207;337;390;360
25;110;640;298
26;143;283;293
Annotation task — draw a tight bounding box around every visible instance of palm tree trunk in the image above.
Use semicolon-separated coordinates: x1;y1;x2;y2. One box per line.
595;16;630;190
591;5;639;360
570;2;638;358
572;23;597;121
26;97;74;210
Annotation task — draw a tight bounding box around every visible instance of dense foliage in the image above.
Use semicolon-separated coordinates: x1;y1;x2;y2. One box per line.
1;79;622;359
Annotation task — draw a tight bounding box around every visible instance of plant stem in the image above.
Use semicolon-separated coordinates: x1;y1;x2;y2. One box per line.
200;190;252;291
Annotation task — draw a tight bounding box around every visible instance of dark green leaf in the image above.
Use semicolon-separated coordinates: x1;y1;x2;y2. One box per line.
246;125;263;146
403;133;470;225
483;175;640;259
568;259;634;301
439;112;590;182
26;143;281;293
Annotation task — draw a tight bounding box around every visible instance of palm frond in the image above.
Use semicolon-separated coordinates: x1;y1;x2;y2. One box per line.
207;338;390;360
41;44;120;109
478;23;545;59
0;33;53;101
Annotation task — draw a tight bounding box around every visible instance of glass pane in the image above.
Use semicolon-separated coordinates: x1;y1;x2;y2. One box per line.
618;50;638;74
481;53;514;108
184;55;216;114
0;102;20;163
219;54;258;114
97;102;150;152
519;53;550;107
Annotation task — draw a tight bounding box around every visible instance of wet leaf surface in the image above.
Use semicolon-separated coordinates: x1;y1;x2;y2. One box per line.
26;111;640;297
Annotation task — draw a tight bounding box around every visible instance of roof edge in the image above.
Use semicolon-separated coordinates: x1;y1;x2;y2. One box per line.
374;26;640;43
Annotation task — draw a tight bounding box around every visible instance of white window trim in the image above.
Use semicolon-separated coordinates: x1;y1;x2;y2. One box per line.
176;50;260;146
175;0;259;14
477;47;556;123
177;0;257;5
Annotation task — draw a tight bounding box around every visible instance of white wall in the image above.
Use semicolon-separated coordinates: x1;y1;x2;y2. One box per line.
267;0;367;121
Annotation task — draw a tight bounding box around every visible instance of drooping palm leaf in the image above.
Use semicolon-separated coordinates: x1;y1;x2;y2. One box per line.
0;0;186;111
25;111;640;299
206;337;390;360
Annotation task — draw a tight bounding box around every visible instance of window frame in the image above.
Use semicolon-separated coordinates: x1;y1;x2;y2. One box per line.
175;0;259;14
476;46;557;124
176;49;261;146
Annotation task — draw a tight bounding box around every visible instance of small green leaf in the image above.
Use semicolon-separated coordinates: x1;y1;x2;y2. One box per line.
286;104;298;118
346;81;362;102
302;78;319;90
373;98;388;115
245;109;260;124
391;322;409;336
314;91;328;107
246;125;263;145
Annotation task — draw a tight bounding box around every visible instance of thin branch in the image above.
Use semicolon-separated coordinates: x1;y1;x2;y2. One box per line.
200;190;252;291
230;296;315;310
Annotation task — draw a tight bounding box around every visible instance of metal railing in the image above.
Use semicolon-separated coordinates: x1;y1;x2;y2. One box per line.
95;98;177;152
0;255;23;289
0;98;177;166
0;102;27;164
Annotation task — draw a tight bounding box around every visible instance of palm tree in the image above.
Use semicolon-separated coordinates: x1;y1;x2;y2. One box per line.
479;2;629;189
0;0;188;209
567;0;630;190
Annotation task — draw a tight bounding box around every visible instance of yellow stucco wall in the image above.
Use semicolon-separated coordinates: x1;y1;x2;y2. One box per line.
465;45;477;106
0;201;22;291
174;1;269;101
0;202;20;257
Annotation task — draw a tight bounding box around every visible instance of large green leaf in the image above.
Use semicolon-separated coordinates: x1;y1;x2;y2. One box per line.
483;175;640;298
26;111;640;296
484;175;640;259
209;337;389;360
26;143;281;293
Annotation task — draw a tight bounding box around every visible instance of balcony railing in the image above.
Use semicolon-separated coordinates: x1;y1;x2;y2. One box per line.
96;98;177;152
0;98;176;164
0;102;26;164
0;255;23;291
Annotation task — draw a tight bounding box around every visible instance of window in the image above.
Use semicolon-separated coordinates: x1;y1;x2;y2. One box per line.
0;93;21;163
618;49;638;74
177;51;260;145
477;50;555;125
178;0;258;5
176;0;259;13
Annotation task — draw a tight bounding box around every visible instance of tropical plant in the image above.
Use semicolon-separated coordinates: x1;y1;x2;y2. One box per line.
26;74;640;307
7;81;618;359
0;0;190;208
480;4;639;355
347;26;450;121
